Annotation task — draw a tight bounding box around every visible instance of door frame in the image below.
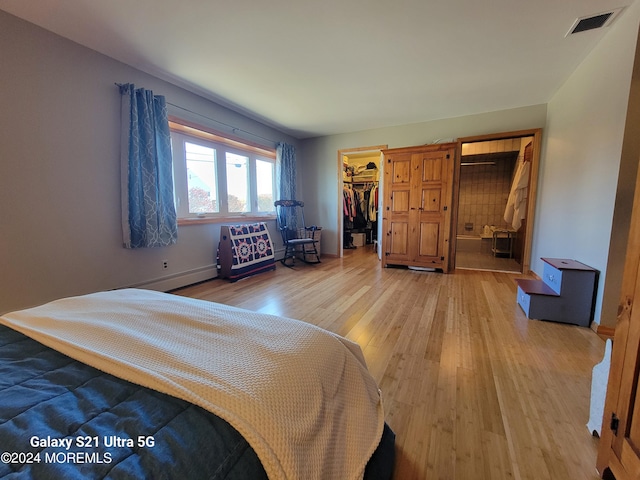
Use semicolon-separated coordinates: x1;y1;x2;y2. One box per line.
337;145;388;258
452;128;542;274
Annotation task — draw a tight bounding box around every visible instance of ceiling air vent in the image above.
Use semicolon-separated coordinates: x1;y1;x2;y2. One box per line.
566;8;623;36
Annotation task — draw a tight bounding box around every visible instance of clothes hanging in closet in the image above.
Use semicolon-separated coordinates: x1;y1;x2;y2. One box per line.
353;187;368;229
343;185;356;221
367;184;378;222
344;183;378;248
504;156;530;230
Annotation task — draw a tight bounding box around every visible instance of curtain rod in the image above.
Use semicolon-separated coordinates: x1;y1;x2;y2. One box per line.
115;83;280;145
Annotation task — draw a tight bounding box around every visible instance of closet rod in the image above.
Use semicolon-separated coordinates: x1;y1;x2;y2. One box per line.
461;161;496;166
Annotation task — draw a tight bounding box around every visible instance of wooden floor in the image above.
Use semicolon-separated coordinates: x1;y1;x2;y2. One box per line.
456;247;522;273
174;246;607;480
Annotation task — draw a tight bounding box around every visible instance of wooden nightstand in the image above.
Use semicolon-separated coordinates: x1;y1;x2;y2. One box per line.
516;258;598;327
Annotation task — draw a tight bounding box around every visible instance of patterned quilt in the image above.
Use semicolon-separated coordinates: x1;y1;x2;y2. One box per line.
218;223;276;281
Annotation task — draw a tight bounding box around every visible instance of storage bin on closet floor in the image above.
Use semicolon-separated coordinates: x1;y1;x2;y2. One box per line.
352;233;366;247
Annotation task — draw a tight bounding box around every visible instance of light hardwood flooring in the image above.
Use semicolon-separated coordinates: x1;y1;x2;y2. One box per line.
455;249;522;273
455;237;522;273
174;246;606;480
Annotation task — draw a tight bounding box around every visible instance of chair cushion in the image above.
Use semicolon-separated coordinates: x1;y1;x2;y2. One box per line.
287;238;317;245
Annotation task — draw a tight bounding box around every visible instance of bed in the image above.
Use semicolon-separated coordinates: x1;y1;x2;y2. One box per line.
0;289;394;479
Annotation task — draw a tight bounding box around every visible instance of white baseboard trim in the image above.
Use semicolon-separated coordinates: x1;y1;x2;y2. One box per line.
129;250;290;293
128;264;218;292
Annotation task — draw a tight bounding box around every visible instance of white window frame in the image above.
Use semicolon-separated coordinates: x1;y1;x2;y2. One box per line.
169;120;276;222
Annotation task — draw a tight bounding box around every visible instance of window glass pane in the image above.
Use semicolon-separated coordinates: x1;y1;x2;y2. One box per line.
226;152;249;213
256;159;275;212
170;124;277;218
186;142;218;213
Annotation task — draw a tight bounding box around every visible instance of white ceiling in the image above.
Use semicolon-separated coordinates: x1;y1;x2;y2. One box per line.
0;0;634;138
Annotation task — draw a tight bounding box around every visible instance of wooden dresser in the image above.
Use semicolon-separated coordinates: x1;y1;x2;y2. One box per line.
381;143;456;272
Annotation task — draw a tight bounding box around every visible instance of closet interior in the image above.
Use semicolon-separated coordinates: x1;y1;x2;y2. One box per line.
342;153;379;251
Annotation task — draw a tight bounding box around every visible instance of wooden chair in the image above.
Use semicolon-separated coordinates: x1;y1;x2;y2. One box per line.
274;200;320;267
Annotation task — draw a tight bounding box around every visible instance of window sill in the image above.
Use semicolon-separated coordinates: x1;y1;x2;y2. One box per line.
178;215;277;226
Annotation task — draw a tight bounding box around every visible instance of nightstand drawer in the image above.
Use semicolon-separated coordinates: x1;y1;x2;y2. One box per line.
517;285;531;316
542;262;562;294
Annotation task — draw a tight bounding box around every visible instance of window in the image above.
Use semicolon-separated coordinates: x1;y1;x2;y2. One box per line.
185;141;218;214
225;152;249;213
170;121;276;219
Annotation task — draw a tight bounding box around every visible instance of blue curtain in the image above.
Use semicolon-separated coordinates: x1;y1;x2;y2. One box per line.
276;142;297;228
119;84;178;248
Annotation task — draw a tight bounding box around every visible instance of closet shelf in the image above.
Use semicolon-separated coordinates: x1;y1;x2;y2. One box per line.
352;174;378;183
351;180;378;185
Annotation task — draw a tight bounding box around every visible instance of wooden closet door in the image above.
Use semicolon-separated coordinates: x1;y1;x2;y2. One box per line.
598;239;640;478
597;245;640;477
384;152;412;265
410;149;452;267
612;295;640;476
382;144;454;270
597;141;640;478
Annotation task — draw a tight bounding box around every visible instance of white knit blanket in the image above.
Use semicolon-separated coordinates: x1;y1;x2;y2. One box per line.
0;289;384;480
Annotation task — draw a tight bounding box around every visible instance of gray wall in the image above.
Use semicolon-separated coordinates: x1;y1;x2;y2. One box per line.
300;106;548;256
3;3;640;330
533;1;640;327
0;11;298;314
299;1;640;327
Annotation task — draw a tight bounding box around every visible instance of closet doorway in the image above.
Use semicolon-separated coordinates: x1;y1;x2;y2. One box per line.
337;145;387;259
453;129;542;274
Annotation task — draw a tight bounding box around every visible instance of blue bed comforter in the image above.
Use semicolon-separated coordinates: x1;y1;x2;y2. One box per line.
0;324;394;479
